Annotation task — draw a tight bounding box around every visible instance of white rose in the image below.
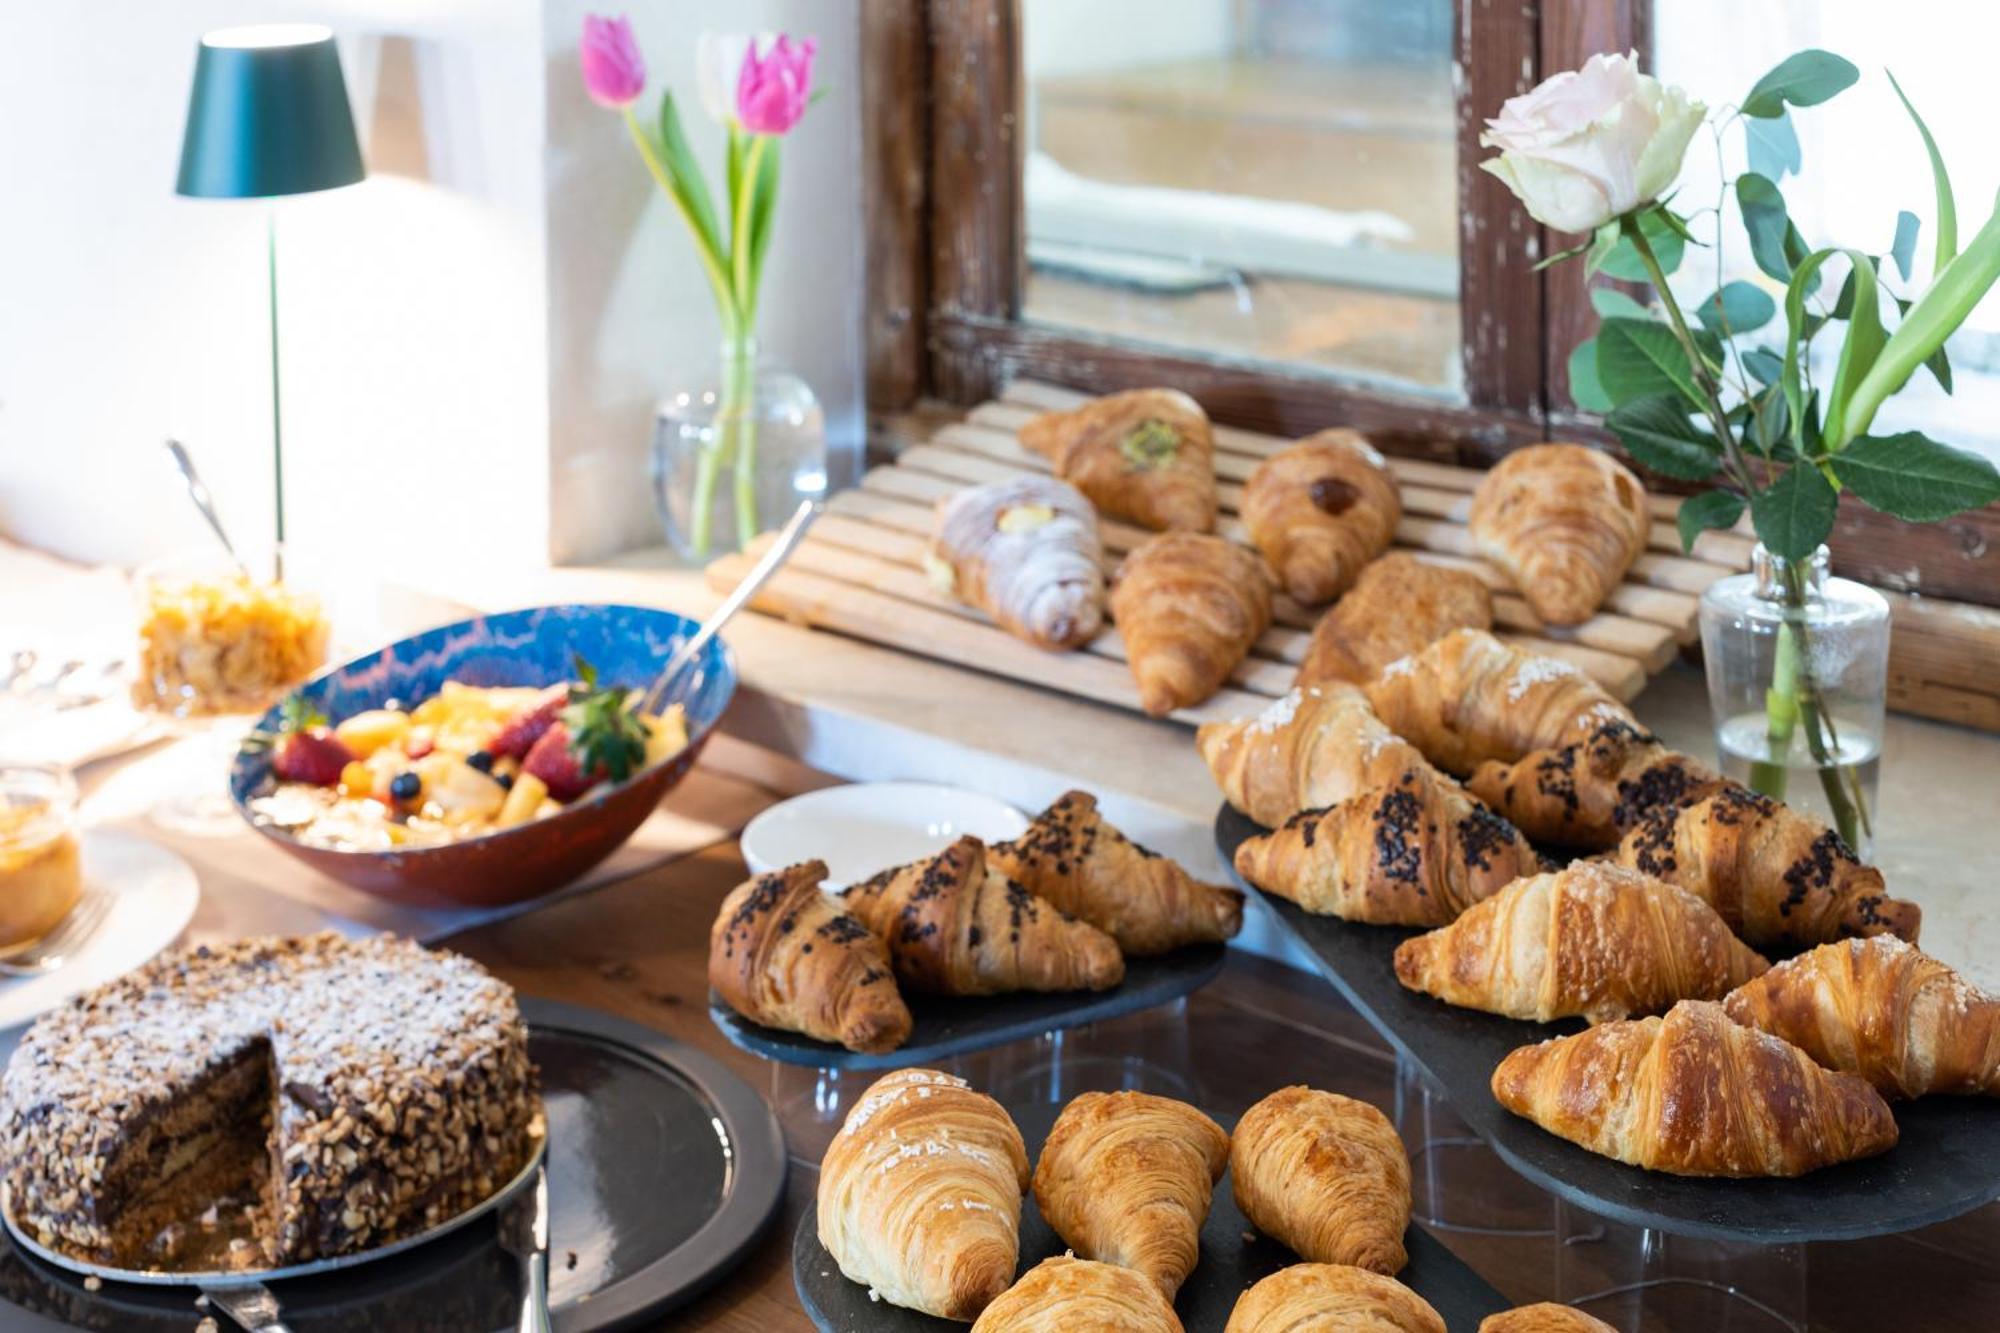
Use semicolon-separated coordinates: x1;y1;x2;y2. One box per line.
1479;50;1705;234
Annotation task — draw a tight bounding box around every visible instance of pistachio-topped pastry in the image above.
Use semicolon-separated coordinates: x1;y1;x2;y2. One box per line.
1018;388;1218;532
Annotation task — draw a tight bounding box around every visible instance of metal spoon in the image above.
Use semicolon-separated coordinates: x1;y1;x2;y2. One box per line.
640;499;819;715
163;439;251;579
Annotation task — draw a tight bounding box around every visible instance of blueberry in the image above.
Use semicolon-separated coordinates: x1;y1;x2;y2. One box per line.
389;772;421;802
497;773;515;791
466;750;494;773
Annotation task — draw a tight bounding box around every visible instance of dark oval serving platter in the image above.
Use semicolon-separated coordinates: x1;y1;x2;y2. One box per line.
0;1000;786;1333
1215;803;2000;1243
710;943;1228;1069
793;1100;1507;1332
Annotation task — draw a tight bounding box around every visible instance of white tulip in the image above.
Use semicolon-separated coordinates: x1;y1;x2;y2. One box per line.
1480;50;1705;234
695;31;779;126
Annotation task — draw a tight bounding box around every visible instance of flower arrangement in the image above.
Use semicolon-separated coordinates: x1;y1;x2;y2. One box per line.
580;15;819;556
1482;50;2000;848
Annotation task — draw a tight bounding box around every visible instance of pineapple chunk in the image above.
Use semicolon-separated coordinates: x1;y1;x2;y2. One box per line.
338;760;376;799
423;758;507;825
496;772;548;829
333;708;410;759
642;705;690;767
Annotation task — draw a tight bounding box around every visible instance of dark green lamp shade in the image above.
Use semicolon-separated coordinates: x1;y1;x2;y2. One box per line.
176;24;364;199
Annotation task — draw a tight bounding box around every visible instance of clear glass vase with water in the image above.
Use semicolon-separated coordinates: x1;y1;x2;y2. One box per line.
1698;544;1887;857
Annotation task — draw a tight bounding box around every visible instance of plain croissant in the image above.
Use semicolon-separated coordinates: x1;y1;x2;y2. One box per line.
707;860;912;1053
1233;766;1540;928
841;836;1125;996
930;474;1105;650
1491;1000;1900;1176
1241;432;1401;605
987;790;1242;955
1031;1091;1229;1300
1467;718;1721;850
1468;442;1649;626
1366;628;1635;776
1231;1086;1409;1273
1225;1263;1444;1333
971;1256;1185;1333
1110;531;1272;716
1479;1303;1618;1333
1393;862;1769;1024
1296;552;1493;689
1613;783;1922;949
1198;683;1433;829
1019;388;1218;533
818;1069;1031;1320
1723;936;2000;1099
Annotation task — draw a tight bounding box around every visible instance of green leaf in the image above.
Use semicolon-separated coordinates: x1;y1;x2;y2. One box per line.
1824;251;1887;445
1533;239;1594;272
1887;70;1957;271
1742;50;1860;118
1748;384;1793;459
1745;108;1802;180
1925;344;1953;394
744;139;783;311
658;90;725;261
1737;173;1812;284
1678;490;1747;552
1891;210;1921;283
1568;337;1611;412
1605;394;1724;480
1598;208;1685;282
1751;465;1839;561
1780;248;1839;453
1742;347;1784;385
1597;317;1704;409
1696;281;1777;335
1590;287;1652;321
1834;431;2000;521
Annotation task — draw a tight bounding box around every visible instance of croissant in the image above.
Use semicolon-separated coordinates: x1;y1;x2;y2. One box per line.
1242;432;1401;605
971;1256;1184;1333
987;791;1241;955
841;835;1126;996
1468;442;1649;626
1226;1264;1445;1333
1393;862;1769;1024
1197;683;1432;829
1613;783;1922;950
1031;1091;1229;1300
1467;718;1721;850
1297;552;1493;688
1491;1000;1899;1176
1723;936;2000;1099
1233;766;1539;928
1479;1303;1618;1333
1110;532;1272;716
929;475;1105;650
1366;628;1635;776
707;860;912;1053
1019;388;1218;533
818;1069;1031;1320
1231;1086;1409;1273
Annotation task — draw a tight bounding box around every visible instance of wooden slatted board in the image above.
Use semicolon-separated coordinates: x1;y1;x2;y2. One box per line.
707;380;1758;726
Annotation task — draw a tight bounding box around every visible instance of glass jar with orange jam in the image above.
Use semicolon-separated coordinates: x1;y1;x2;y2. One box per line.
0;764;83;952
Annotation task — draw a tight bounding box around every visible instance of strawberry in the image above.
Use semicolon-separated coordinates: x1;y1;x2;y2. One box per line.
519;657;651;802
522;723;591;801
252;696;356;786
488;686;567;760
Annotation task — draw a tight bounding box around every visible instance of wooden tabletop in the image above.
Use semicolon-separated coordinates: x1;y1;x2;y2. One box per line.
441;811;2000;1332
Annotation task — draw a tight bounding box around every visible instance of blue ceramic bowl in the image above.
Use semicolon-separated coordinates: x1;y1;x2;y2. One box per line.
231;604;736;907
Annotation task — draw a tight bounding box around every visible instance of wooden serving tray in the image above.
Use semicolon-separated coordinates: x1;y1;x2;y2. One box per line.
708;378;1758;724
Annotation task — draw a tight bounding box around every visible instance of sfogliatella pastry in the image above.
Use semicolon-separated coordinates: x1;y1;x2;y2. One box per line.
1241;431;1401;605
972;1255;1184;1332
1110;532;1272;717
1468;442;1648;626
1019;388;1218;533
1225;1263;1444;1333
1491;1000;1898;1177
928;474;1105;650
1198;684;1432;830
1295;552;1492;689
1231;1086;1409;1273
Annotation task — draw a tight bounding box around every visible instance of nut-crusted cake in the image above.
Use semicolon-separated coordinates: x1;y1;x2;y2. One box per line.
0;933;537;1270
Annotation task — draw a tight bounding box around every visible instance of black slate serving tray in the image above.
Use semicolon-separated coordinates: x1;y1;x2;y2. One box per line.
710;943;1228;1069
0;1000;787;1333
794;1100;1507;1332
1215;803;2000;1243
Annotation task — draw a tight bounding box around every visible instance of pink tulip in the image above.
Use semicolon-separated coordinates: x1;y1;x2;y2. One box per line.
735;34;816;135
580;14;645;110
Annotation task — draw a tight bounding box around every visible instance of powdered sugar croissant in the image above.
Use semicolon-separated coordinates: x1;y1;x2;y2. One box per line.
929;474;1105;650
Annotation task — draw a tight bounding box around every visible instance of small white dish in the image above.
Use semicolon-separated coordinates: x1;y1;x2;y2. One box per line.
0;828;200;1030
740;782;1029;889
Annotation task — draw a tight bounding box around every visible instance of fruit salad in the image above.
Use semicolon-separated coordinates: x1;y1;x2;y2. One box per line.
245;659;689;851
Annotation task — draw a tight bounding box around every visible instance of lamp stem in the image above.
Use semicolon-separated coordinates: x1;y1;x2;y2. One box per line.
266;203;285;582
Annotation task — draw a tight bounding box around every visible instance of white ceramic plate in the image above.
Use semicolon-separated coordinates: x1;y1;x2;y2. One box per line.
0;829;200;1030
739;782;1030;889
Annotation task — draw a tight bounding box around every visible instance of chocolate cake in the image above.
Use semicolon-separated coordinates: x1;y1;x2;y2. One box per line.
0;933;537;1270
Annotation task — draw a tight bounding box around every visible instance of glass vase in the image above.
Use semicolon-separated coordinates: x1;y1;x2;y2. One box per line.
1698;544;1888;857
651;336;827;560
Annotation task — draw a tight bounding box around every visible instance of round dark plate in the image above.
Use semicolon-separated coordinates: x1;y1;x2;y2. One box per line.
710;944;1228;1069
0;1000;785;1332
1215;803;2000;1243
793;1101;1506;1332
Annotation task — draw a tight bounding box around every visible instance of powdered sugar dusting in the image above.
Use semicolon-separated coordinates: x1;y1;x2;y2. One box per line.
1248;688;1308;735
1379;655;1416;681
1506;655;1581;701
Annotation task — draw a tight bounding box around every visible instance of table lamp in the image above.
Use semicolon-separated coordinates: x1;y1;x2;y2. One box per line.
175;24;365;575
